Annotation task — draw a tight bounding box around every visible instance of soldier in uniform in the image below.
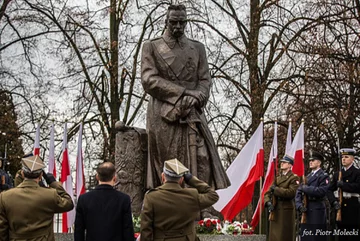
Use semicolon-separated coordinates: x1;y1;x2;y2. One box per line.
327;148;360;241
141;4;230;193
0;155;74;240
140;158;219;241
295;151;329;241
264;155;300;241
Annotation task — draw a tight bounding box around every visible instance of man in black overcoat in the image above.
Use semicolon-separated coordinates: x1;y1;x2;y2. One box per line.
74;162;134;241
296;151;329;241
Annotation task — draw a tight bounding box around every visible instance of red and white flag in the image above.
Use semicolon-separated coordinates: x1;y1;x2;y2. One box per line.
285;120;292;154
48;122;56;177
61;122;75;233
288;122;304;176
251;122;278;228
76;123;85;200
34;123;40;156
213;121;264;221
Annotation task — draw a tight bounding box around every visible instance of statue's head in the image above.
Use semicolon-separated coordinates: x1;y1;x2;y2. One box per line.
165;4;187;39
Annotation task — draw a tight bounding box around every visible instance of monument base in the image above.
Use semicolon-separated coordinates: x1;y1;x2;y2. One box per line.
55;233;266;241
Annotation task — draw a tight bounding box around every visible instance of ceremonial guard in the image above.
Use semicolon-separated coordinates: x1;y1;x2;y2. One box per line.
327;148;360;241
295;151;329;241
264;155;300;241
140;158;219;241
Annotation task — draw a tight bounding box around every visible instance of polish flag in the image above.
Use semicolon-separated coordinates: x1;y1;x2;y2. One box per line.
288;121;304;176
61;122;75;232
251;122;278;228
48;122;56;177
75;123;85;200
285;120;292;154
34;123;40;156
213;121;264;221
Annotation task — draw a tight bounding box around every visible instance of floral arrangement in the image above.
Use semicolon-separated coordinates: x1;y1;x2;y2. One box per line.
196;218;222;234
132;214;141;238
223;220;254;235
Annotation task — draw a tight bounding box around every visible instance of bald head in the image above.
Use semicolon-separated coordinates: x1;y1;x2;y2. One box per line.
96;162;116;182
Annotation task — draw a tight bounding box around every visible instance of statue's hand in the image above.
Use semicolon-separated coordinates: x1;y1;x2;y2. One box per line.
181;96;198;110
184;90;206;107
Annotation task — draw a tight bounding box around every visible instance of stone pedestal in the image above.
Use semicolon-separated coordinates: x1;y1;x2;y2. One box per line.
114;124;147;216
54;234;266;241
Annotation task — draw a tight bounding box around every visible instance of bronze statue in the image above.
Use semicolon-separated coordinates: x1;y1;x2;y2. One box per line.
141;4;230;191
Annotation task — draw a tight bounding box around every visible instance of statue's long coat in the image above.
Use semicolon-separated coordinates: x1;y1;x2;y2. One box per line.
141;30;230;190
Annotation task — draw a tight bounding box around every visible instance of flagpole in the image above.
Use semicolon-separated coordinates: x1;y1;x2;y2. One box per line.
259;117;264;235
259;176;262;234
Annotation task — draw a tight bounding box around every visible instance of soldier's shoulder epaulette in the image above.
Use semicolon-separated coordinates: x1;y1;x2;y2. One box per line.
323;172;329;177
293;174;298;177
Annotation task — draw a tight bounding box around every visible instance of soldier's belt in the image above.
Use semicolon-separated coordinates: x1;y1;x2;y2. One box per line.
154;226;193;238
334;190;360;199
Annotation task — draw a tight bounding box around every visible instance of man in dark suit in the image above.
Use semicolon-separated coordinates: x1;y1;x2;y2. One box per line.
264;155;300;241
140;158;219;241
74;162;134;241
327;148;360;241
295;151;329;241
0;155;74;240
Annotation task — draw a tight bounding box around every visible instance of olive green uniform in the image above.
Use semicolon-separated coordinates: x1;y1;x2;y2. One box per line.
140;176;219;241
0;179;74;240
264;171;300;241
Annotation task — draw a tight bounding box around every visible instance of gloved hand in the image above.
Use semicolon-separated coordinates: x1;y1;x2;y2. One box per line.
333;201;341;210
298;205;307;213
270;185;276;193
337;180;344;188
43;172;56;185
298;184;308;193
183;172;193;184
266;201;274;212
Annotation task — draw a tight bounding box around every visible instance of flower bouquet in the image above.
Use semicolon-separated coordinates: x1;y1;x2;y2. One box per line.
196;218;222;234
132;215;141;238
224;221;242;235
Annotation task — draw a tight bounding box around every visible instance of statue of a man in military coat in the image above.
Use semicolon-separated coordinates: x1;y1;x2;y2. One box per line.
141;4;230;191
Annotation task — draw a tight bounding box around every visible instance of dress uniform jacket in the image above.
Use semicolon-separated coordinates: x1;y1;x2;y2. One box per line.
74;184;134;241
295;169;329;241
327;165;360;241
264;170;300;241
141;30;230;190
0;179;74;241
140;176;219;241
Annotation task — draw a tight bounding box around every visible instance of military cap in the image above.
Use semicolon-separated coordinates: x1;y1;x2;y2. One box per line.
340;148;356;156
163;158;189;177
308;151;324;162
22;155;45;174
280;155;294;165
